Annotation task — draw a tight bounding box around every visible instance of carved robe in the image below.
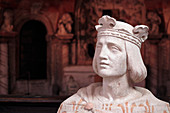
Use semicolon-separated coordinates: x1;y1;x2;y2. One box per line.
57;83;170;113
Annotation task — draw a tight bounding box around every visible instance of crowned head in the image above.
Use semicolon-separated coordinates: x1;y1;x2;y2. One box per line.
95;15;149;48
93;15;149;83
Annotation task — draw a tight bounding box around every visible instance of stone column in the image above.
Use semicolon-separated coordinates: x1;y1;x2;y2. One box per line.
158;37;170;96
52;34;74;95
0;43;8;94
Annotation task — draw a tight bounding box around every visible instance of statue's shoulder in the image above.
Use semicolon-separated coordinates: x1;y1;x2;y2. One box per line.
57;83;102;113
57;93;85;113
134;86;168;104
130;87;170;113
77;82;102;97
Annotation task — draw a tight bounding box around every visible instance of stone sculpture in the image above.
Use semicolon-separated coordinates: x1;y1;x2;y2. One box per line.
57;13;73;35
66;76;79;95
147;11;161;34
0;10;13;32
57;15;170;113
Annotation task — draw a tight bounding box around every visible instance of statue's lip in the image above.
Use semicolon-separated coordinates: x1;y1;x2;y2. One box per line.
99;62;109;65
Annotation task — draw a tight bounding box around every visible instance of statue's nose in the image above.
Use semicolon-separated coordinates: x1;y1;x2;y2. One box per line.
99;47;108;60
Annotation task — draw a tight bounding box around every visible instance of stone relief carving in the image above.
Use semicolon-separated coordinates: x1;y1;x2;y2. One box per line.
31;2;43;14
57;15;170;113
66;76;79;95
57;13;73;35
115;0;146;25
147;11;162;34
0;9;13;32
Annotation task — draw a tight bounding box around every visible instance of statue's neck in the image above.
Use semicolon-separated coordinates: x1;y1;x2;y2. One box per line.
102;74;134;102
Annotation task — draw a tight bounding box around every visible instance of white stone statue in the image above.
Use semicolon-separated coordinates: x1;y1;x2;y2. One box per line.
57;15;170;113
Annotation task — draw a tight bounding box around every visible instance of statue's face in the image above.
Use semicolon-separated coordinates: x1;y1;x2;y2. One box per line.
95;36;127;78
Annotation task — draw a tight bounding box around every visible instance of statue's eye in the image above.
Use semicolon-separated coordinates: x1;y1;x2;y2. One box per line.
110;46;119;51
108;43;120;52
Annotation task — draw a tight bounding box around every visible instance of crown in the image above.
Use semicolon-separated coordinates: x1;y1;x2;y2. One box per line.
95;15;149;48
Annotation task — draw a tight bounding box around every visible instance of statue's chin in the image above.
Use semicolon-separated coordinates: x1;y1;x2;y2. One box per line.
97;70;123;78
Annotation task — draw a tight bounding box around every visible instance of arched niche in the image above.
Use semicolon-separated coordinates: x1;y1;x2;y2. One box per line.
14;14;54;36
19;20;47;80
10;14;62;95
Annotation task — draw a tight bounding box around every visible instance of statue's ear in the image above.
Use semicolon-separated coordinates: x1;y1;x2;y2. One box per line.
133;25;149;42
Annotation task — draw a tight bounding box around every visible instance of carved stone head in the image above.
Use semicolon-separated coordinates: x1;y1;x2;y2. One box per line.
93;15;149;83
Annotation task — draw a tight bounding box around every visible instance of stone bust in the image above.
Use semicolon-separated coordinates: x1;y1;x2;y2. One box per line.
57;15;170;113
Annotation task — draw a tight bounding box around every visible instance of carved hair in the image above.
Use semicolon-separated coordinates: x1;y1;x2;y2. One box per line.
125;41;147;83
